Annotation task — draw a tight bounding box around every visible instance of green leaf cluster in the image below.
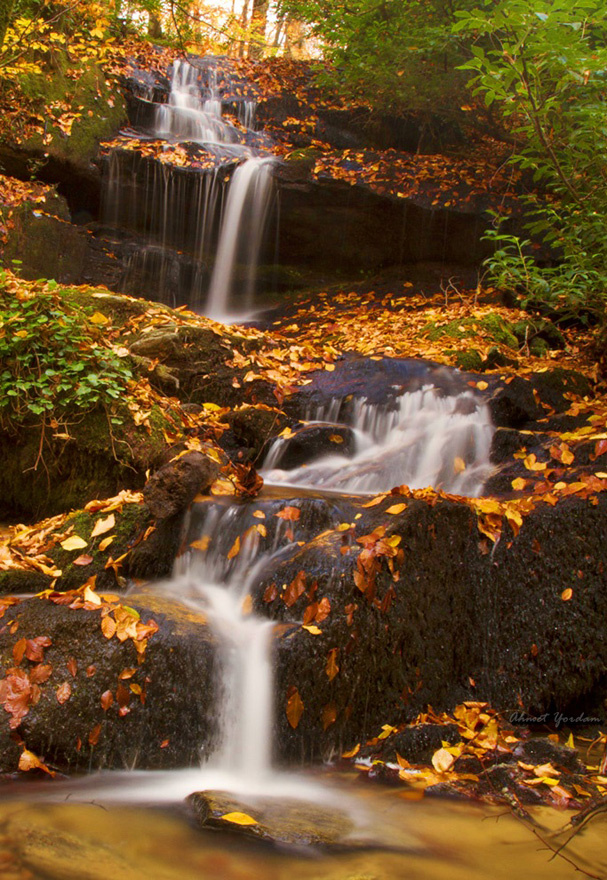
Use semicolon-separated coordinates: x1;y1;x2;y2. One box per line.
454;0;607;324
0;277;133;429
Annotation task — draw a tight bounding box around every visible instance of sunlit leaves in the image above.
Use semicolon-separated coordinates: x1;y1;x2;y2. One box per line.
221;812;258;826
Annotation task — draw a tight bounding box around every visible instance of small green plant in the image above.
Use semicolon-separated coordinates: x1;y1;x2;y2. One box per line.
0;280;133;429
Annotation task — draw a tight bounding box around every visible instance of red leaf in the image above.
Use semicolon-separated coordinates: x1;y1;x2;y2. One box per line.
275;506;300;522
29;664;52;684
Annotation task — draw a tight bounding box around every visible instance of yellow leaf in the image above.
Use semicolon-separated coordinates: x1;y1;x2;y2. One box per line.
511;477;527;491
342;743;360;758
60;535;88;551
324;363;335;372
241;594;253;615
453;457;466;474
476;381;488;391
15;329;28;338
386;503;407;515
561;588;573;601
84;585;101;606
227;536;240;560
89;311;109;325
191;536;211;552
220;812;258;826
432;747;455;773
98;535;115;552
91;513;115;538
361;495;388;508
302;624;322;635
378;724;396;740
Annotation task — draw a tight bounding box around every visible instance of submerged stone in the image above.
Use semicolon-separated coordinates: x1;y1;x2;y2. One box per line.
187;790;355;848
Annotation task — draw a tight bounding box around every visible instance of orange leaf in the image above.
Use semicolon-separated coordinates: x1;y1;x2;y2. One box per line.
275;506;301;522
56;682;71;704
88;723;102;746
322;703;337;731
286;687;304;729
386;503;407;515
227;536;240;560
561;588;573;601
326;648;339;681
101;690;114;711
101;615;117;639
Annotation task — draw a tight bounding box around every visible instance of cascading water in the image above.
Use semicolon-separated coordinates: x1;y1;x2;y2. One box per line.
101;57;276;317
262;385;495;497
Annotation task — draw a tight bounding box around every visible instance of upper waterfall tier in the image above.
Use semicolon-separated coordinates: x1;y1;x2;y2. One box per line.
101;56;277;317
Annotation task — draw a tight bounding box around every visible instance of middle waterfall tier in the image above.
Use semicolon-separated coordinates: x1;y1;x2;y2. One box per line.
100;56;277;318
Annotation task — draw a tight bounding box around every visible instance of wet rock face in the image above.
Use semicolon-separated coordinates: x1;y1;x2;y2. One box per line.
0;594;219;773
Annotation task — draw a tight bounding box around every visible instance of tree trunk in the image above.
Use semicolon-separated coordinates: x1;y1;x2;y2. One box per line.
248;0;268;59
0;0;15;48
239;0;250;58
148;11;163;40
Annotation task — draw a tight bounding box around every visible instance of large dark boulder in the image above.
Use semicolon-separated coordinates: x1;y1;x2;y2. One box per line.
0;592;219;773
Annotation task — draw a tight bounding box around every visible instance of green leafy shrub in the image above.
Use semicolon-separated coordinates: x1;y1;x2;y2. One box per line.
0;276;133;429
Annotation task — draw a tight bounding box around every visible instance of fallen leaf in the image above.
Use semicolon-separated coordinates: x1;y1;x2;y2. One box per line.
386;503;407;515
286;687;304;729
56;682;71;704
221;812;258;826
91;514;116;538
326;648;339;681
60;535;88;551
432;747;455;773
561;588;573;601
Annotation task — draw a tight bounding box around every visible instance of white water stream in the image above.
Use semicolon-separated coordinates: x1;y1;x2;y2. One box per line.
154;59;276;320
103;57;275;317
263;386;495;497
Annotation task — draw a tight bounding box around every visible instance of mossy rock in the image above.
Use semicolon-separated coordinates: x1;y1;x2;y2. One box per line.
2;202;87;283
425;314;519;350
0;401;173;520
453;349;483;371
19;58;126;165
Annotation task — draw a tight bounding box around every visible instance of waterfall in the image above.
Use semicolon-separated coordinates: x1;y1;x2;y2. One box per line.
101;57;275;316
207;157;275;320
262;386;495;497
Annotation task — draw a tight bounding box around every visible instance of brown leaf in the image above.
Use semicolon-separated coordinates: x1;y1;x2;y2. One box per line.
286;686;304;729
100;690;114;711
25;636;52;662
88;723;102;746
12;638;26;665
283;571;306;608
56;682;71;704
67;657;78;677
116;683;130;708
86;665;96;677
322;703;337;731
315;597;331;622
326;648;339;681
303;602;318;625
